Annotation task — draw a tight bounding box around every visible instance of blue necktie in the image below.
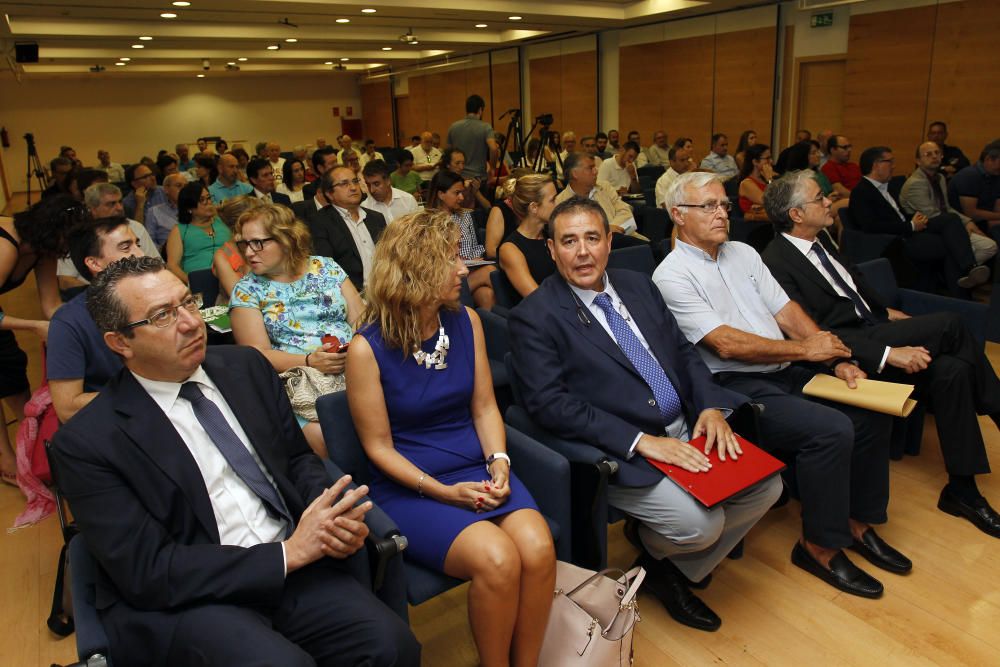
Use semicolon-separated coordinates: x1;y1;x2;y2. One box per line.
179;382;293;530
811;242;877;325
592;292;683;426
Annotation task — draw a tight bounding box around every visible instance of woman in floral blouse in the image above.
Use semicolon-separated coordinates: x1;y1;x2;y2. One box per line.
229;202;363;455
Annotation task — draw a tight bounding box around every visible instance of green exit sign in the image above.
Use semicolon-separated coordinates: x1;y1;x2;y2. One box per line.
811;12;834;28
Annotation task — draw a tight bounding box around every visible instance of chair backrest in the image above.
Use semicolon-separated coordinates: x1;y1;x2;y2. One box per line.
477;307;510;363
855;257;901;307
490;269;522;309
838;206;859;230
635;206;672;247
316;392;373;486
607;244;656;275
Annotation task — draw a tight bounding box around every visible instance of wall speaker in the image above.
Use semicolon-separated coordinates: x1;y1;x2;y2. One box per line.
15;43;39;64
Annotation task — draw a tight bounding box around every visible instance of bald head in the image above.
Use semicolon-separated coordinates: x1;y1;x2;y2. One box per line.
916;141;943;173
218;153;240;184
420;131;433;150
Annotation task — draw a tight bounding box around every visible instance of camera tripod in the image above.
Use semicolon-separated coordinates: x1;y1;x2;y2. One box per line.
24;133;49;206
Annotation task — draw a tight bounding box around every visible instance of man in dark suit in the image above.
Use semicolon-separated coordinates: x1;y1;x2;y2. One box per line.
247;157;293;207
50;256;419;667
848;145;988;297
762;170;1000;539
509;198;782;632
306;167;386;290
302;145;339;203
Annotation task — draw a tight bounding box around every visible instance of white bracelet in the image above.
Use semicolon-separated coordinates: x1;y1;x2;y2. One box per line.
486;452;511;473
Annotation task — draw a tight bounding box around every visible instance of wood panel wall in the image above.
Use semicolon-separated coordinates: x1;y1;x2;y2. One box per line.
527;51;598;141
926;0;1000;163
360;80;394;146
618;28;774;159
842;6;936;172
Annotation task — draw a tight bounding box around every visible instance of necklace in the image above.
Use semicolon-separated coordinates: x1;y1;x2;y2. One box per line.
412;316;449;370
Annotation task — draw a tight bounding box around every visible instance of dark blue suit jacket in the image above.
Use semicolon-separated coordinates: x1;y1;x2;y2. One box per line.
50;346;331;661
508;269;746;487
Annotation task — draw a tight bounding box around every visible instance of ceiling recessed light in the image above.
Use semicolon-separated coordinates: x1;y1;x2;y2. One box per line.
475;23;488;28
139;35;153;41
362;8;376;13
381;46;392;51
160;12;177;19
266;45;280;50
119;57;130;61
324;61;333;65
115;62;126;66
410;41;419;45
285;38;297;43
336;18;350;23
197;74;205;78
131;44;144;49
227;61;235;65
237;57;248;61
340;57;350;61
509;15;523;20
172;1;190;5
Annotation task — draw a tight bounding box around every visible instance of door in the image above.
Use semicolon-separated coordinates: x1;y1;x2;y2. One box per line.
796;58;846;138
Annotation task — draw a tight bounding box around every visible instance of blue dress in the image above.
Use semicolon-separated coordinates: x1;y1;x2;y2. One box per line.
360;306;538;570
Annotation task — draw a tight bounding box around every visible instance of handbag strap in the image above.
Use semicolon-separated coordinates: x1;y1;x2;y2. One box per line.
566;566;645;602
619;565;646;606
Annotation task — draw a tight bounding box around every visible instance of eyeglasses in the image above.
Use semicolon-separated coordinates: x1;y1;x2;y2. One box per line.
235;237;276;253
331;178;361;188
122;294;203;330
134;171;155;181
800;192;828;206
676;200;732;213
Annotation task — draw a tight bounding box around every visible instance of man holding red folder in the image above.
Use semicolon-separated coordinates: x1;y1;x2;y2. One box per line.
761;169;1000;539
655;171;903;601
509;198;782;632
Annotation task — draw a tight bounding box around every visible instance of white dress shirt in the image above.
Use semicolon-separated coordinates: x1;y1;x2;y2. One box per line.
364;187;419;224
132;366;289;570
334;204;375;283
782;233;891;371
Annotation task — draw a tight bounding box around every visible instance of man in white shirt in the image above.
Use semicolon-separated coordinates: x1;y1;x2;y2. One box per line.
266;142;286;184
647;131;671;168
96;150;125;183
408;131;442;183
50;256;419;666
336;134;356;164
359;139;385;169
362;160;418;224
654;147;692;208
626;131;650;168
699;134;738;182
597;141;642;194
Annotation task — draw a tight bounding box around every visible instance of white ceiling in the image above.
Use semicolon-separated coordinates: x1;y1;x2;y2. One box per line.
0;0;768;78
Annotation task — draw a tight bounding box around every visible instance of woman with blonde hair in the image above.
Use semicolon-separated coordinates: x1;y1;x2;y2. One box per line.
498;173;558;298
212;195;267;302
484;167;533;260
229;202;362;455
347;209;555;667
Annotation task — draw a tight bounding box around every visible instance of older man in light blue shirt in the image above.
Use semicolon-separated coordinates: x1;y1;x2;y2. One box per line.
698;134;739;182
653;171;902;601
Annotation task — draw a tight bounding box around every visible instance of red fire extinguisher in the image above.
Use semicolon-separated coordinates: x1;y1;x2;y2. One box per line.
0;127;9;148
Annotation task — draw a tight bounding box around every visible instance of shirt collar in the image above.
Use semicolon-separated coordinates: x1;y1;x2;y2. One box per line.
674;238;722;262
333;204;366;223
568;273;619;309
863;176;889;193
132;365;213;416
781;232;818;256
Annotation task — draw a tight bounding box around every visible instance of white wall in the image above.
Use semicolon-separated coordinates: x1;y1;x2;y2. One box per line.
0;72;361;192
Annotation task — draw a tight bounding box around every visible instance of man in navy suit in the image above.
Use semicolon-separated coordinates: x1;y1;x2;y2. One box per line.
50;256;419;667
508;198;782;632
247;157;293;207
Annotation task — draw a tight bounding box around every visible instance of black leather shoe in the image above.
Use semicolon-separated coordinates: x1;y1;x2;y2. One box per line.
638;554;721;632
625;519;712;589
791;543;883;599
850;529;912;574
938;487;1000;538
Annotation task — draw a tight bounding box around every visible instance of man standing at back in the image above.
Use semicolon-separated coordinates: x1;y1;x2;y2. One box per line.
50;256;419;666
447;94;499;183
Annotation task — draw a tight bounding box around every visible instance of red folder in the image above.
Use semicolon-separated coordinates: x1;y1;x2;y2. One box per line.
645;434;785;509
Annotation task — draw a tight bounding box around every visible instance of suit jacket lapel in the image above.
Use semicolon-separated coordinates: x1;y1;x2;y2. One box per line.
113;371;220;541
551;275;636;376
775;234;844;300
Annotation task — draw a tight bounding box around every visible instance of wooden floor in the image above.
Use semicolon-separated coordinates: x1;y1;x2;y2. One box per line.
2;195;999;666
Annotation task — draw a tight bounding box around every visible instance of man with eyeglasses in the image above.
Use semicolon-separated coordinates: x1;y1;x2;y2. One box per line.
761;170;1000;540
820;135;862;191
49;255;420;666
340;149;369;194
307;167;386;290
48;216;145;423
209;153;253;205
850;145;988;296
901;142;996;266
654;171;899;600
122;163;168;226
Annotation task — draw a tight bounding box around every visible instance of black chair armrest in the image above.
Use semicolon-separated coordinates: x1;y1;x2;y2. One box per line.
898;288;988;347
